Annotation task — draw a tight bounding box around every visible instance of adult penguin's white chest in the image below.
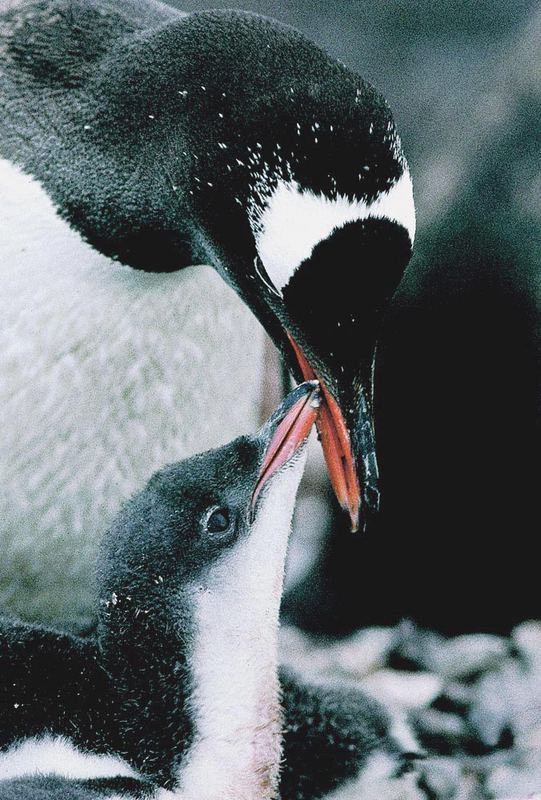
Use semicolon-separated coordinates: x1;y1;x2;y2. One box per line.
0;158;265;625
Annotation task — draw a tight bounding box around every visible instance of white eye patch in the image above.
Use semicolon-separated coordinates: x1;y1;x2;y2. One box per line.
251;170;415;295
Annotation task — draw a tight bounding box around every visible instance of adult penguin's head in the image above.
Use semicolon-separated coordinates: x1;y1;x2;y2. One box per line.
177;13;415;529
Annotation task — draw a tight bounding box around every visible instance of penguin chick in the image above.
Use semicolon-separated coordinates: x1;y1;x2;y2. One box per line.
0;382;423;799
0;383;318;800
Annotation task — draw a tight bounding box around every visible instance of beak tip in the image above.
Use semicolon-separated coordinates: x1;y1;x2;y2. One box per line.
348;505;360;533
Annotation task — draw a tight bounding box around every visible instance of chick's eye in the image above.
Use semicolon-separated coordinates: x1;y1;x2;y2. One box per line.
206;507;230;534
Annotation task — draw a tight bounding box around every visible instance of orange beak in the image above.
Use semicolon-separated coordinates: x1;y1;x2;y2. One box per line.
288;335;361;532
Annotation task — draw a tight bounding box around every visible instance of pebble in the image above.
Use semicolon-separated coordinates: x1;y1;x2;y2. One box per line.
513;621;541;668
487;759;541;798
497;797;541;800
427;634;508;680
361;669;442;709
328;627;394;678
279;624;393;682
469;668;513;748
389;619;445;671
433;682;474;715
453;776;485;800
413;708;469;754
472;660;541;740
419;757;464;800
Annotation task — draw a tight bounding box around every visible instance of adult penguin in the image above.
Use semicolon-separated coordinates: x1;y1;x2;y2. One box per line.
0;0;415;624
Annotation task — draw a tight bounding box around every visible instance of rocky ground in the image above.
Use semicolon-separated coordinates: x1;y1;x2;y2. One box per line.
280;620;541;799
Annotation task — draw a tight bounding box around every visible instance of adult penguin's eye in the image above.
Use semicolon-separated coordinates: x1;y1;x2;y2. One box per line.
205;507;231;534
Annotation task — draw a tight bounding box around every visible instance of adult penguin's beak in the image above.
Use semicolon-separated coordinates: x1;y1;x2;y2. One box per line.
288;337;375;532
274;215;413;532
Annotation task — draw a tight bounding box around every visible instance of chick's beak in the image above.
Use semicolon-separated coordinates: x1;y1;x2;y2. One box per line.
288;335;365;532
251;380;321;517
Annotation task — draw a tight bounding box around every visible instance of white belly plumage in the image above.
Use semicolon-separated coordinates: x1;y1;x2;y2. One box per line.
0;158;265;625
0;736;137;782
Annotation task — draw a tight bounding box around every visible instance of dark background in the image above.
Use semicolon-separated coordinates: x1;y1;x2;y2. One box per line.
169;1;540;634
